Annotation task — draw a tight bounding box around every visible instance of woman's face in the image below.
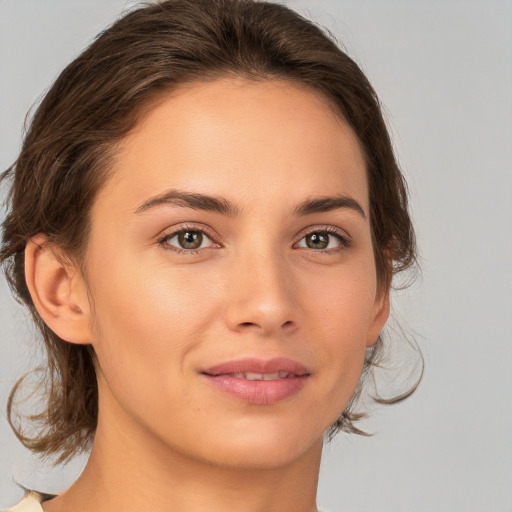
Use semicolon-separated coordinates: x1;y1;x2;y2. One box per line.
80;78;389;469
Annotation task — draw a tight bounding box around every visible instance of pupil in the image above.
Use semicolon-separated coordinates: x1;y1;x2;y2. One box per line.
178;231;202;249
307;233;328;249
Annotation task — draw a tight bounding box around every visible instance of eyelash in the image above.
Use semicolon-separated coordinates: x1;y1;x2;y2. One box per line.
294;226;352;253
157;224;352;255
157;224;219;255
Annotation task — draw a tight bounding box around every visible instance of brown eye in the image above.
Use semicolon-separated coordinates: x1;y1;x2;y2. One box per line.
305;232;329;249
178;230;203;249
162;229;215;251
296;230;347;251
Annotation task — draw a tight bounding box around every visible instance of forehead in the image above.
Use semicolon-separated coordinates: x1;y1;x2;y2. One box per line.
97;78;369;215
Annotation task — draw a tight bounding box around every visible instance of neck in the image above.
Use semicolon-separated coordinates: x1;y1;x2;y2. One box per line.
43;397;322;512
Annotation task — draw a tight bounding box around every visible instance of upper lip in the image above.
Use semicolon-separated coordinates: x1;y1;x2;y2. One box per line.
202;357;310;376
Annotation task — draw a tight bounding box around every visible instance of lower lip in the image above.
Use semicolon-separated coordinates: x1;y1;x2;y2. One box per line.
203;375;308;405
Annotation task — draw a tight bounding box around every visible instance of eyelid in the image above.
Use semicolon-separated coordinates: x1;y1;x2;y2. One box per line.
293;225;353;251
156;223;221;253
155;223;352;254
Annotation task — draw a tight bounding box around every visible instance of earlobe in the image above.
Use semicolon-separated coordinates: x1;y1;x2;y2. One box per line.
25;234;92;345
366;284;391;348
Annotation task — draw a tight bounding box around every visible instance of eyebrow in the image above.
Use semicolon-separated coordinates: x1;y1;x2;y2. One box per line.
135;189;366;219
294;195;366;219
135;189;240;216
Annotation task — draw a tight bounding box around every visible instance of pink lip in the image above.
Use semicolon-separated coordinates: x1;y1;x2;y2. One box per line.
201;357;310;405
203;357;309;376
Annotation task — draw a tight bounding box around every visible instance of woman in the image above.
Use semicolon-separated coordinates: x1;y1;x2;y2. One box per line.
0;1;418;511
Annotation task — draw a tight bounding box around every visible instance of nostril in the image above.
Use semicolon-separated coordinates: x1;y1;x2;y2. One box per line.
237;320;296;332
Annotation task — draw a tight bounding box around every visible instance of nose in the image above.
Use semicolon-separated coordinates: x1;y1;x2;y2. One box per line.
223;248;298;336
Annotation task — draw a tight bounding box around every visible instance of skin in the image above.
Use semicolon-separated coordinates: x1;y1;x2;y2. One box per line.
26;78;389;512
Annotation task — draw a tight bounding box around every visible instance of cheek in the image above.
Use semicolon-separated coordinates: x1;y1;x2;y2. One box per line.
303;258;377;389
305;257;377;339
89;244;220;334
84;252;222;404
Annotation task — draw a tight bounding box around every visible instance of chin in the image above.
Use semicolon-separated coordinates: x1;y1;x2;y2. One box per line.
180;420;325;471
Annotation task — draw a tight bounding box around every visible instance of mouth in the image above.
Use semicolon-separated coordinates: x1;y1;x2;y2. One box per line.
228;371;295;380
201;358;310;405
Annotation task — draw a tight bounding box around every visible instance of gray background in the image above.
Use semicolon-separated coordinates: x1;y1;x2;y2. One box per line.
1;1;511;511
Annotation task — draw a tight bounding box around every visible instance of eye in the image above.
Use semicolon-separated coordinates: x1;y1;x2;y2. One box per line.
160;228;216;252
296;229;349;251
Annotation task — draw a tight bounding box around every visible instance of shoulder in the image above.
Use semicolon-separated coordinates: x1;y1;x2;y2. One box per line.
2;491;52;512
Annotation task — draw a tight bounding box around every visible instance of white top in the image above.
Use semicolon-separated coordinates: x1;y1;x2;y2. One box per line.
3;492;45;512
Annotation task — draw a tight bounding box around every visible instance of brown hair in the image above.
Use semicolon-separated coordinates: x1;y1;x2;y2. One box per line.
0;0;419;463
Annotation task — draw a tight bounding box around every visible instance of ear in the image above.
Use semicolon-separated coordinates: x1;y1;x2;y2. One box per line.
366;281;391;348
24;233;92;345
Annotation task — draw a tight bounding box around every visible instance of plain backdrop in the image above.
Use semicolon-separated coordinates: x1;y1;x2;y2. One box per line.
1;1;511;511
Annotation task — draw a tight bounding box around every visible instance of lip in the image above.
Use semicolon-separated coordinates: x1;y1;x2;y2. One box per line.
203;357;309;376
201;357;310;405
